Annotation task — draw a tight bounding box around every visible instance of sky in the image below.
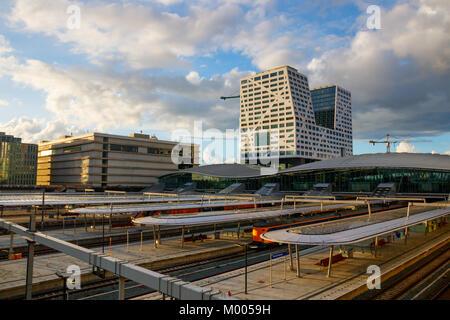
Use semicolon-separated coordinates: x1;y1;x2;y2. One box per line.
0;0;449;164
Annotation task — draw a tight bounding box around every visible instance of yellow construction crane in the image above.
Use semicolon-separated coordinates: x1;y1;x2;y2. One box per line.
369;134;432;153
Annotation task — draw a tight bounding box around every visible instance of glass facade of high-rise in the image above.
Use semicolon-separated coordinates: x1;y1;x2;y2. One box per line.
0;133;37;185
311;86;336;129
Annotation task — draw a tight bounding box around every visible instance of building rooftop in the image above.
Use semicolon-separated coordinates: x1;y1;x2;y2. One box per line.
166;163;264;178
281;153;450;173
38;132;181;146
162;153;450;180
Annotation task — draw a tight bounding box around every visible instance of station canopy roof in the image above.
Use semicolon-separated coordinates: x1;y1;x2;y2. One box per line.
261;208;450;245
164;163;263;178
70;198;281;215
281;153;450;174
133;203;351;227
162;153;450;179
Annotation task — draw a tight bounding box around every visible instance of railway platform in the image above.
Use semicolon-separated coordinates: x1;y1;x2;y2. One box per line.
155;218;449;300
0;234;249;299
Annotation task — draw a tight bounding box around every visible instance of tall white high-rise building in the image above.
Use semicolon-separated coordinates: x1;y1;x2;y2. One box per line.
239;65;352;168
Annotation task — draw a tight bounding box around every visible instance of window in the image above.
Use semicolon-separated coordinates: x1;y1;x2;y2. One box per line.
148;147;160;154
110;144;122;151
63;146;81;153
110;144;138;152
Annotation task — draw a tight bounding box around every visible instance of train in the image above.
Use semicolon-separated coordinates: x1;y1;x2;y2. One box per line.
252;202;405;244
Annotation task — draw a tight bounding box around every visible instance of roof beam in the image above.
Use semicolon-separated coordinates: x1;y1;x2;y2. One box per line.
0;218;233;300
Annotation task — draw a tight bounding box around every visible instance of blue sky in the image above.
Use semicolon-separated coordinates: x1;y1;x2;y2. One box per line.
0;0;449;163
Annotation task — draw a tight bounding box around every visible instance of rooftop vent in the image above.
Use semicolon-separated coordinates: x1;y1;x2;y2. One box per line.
130;133;150;139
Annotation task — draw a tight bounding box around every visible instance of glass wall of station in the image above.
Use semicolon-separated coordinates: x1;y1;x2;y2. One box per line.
160;168;450;194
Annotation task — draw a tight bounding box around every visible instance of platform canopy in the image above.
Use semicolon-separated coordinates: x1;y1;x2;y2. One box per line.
133;203;350;227
70;198;284;215
261;208;450;245
0;195;209;207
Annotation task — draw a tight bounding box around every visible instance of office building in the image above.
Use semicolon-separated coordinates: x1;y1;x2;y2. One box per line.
239;66;353;168
0;132;37;185
37;132;199;188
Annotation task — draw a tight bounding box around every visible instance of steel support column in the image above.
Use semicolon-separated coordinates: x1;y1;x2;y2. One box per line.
102;213;105;254
157;225;161;245
181;226;185;248
374;236;379;257
404;227;408;245
244;244;248;294
40;190;45;230
8;233;14;260
296;244;301;278
288;244;293;271
327;246;333;278
25;213;37;300
118;277;125;300
153;225;157;248
237;222;240;239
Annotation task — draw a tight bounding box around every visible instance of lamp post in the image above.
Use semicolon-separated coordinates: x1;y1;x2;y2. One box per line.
244;243;248;294
56;271;69;300
102;212;105;254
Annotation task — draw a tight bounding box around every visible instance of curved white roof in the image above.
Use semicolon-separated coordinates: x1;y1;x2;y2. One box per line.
0;195;203;207
281;153;450;173
161;153;450;179
70;199;281;215
133;203;349;226
162;163;263;178
261;208;450;245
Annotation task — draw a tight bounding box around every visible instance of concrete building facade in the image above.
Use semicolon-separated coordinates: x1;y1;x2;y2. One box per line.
37;132;199;188
0;132;37;185
239;66;353;168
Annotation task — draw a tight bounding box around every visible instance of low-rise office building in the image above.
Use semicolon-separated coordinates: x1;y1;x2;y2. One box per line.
0;132;37;185
37;132;199;188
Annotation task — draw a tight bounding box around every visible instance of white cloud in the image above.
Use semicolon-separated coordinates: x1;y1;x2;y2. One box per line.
306;0;450;138
0;99;9;107
396;141;417;153
0;117;86;144
224;156;237;164
8;0;246;70
186;71;203;85
0;35;13;55
0;36;253;136
444;151;450;156
2;0;449;145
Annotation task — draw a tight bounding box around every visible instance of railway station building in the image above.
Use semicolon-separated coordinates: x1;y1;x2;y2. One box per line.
159;153;450;195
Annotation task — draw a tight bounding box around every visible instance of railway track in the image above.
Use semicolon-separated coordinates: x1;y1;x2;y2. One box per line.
0;222;253;261
28;245;289;300
370;243;450;300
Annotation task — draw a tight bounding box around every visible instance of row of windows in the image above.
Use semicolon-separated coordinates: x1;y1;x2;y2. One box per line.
110;144;138;153
241;70;284;84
